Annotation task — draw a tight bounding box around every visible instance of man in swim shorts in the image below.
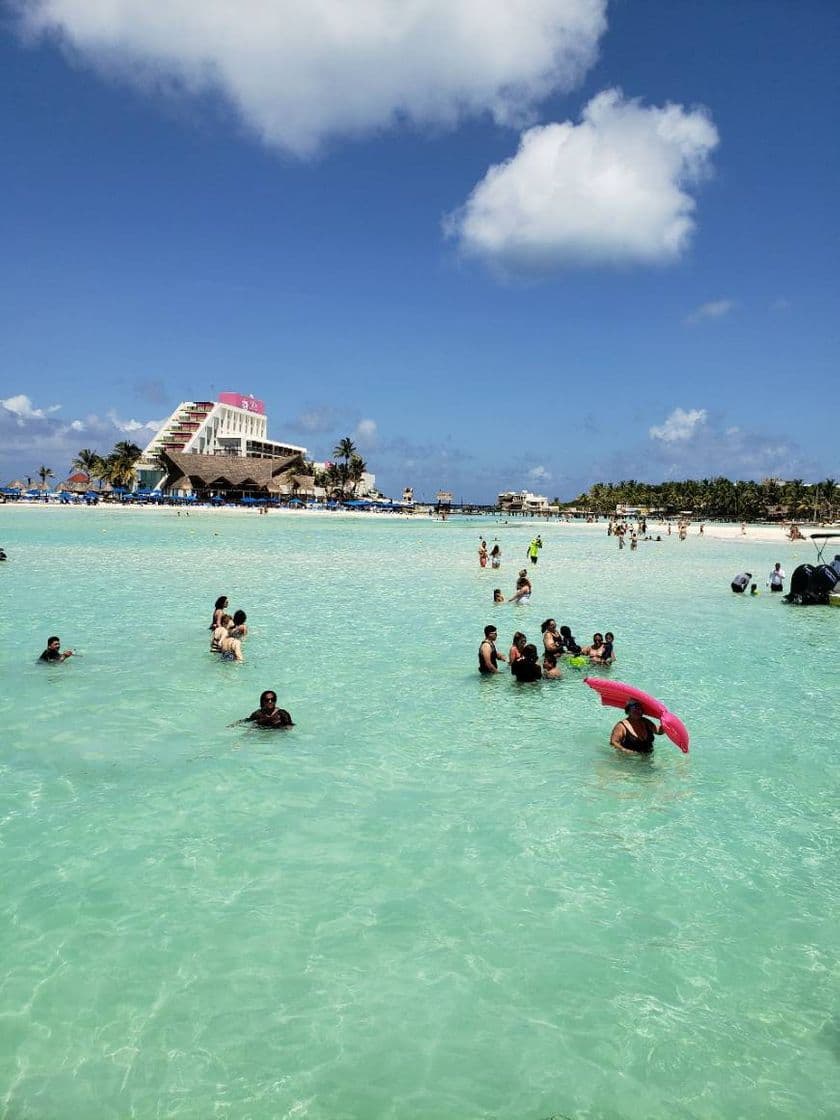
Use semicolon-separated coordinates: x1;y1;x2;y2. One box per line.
38;636;73;662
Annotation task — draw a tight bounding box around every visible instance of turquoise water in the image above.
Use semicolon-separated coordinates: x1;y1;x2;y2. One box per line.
1;508;838;1120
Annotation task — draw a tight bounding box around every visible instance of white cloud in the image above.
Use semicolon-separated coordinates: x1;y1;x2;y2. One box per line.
353;418;378;448
106;410;164;433
683;298;734;325
649;407;708;443
445;88;719;273
528;465;552;481
16;1;607;156
0;394;61;421
0;394;164;475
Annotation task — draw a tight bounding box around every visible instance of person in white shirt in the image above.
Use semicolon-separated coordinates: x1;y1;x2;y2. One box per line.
768;562;785;592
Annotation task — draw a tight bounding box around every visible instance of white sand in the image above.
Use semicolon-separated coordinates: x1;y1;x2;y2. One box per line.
3;500;838;545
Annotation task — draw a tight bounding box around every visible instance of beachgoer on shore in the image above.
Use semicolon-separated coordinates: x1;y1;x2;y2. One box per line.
38;636;73;662
511;643;542;682
610;700;664;754
768;562;785;592
731;572;752;594
478;625;505;674
234;690;294;729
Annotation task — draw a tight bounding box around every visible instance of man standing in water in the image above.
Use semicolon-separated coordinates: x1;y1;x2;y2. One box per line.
527;536;543;565
768;562;786;593
478;625;505;674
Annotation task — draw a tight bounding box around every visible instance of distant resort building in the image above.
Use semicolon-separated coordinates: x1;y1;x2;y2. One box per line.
137;393;309;500
402;487;414;506
497;489;557;515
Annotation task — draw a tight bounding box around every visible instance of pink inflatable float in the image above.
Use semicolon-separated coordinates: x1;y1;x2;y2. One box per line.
583;677;690;753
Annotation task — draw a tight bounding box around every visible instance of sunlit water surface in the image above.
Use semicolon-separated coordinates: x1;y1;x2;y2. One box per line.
1;508;838;1120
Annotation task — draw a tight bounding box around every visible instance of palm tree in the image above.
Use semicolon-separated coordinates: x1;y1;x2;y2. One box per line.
332;437;358;497
37;465;54;491
72;449;104;480
100;441;143;490
819;478;836;522
347;453;367;496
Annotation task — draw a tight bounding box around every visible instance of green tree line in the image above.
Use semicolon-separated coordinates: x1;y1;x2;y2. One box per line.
563;477;837;521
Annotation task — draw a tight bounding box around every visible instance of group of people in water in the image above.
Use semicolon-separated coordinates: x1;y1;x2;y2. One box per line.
209;596;249;661
730;562;786;595
478;621;616;682
208;596;294;728
478;535;543;570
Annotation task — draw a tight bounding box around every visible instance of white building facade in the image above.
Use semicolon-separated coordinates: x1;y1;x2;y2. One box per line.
137;393;307;489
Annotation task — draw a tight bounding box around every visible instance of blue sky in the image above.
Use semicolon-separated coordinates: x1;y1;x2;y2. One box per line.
1;1;837;501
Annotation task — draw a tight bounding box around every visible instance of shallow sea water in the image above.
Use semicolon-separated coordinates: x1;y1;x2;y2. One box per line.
0;508;838;1120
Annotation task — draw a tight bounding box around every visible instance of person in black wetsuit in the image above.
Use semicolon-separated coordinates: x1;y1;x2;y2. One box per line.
511;643;542;682
610;700;664;754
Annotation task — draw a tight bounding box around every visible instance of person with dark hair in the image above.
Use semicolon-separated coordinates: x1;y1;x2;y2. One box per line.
609;700;663;754
542;651;563;679
210;595;228;630
591;632;616;665
234;690;294;729
229;610;248;639
490;543;501;569
508;631;527;672
558;625;581;655
493;588;505;603
731;572;752;594
583;633;604;658
768;562;785;592
511;643;542;682
39;636;73;662
541;619;563;659
478;625;505;674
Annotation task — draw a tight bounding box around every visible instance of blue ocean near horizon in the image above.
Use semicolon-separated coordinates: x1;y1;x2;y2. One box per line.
0;508;838;1119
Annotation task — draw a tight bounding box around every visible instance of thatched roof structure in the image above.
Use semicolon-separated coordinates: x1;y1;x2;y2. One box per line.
159;449;306;494
58;472;92;494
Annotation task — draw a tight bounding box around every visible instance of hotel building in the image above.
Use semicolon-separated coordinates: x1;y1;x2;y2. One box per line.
137;393;309;498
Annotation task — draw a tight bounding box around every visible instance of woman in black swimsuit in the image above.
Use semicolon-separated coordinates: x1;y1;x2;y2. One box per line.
610;700;664;754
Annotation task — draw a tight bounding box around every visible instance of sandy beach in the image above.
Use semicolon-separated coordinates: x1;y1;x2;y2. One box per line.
2;499;836;546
